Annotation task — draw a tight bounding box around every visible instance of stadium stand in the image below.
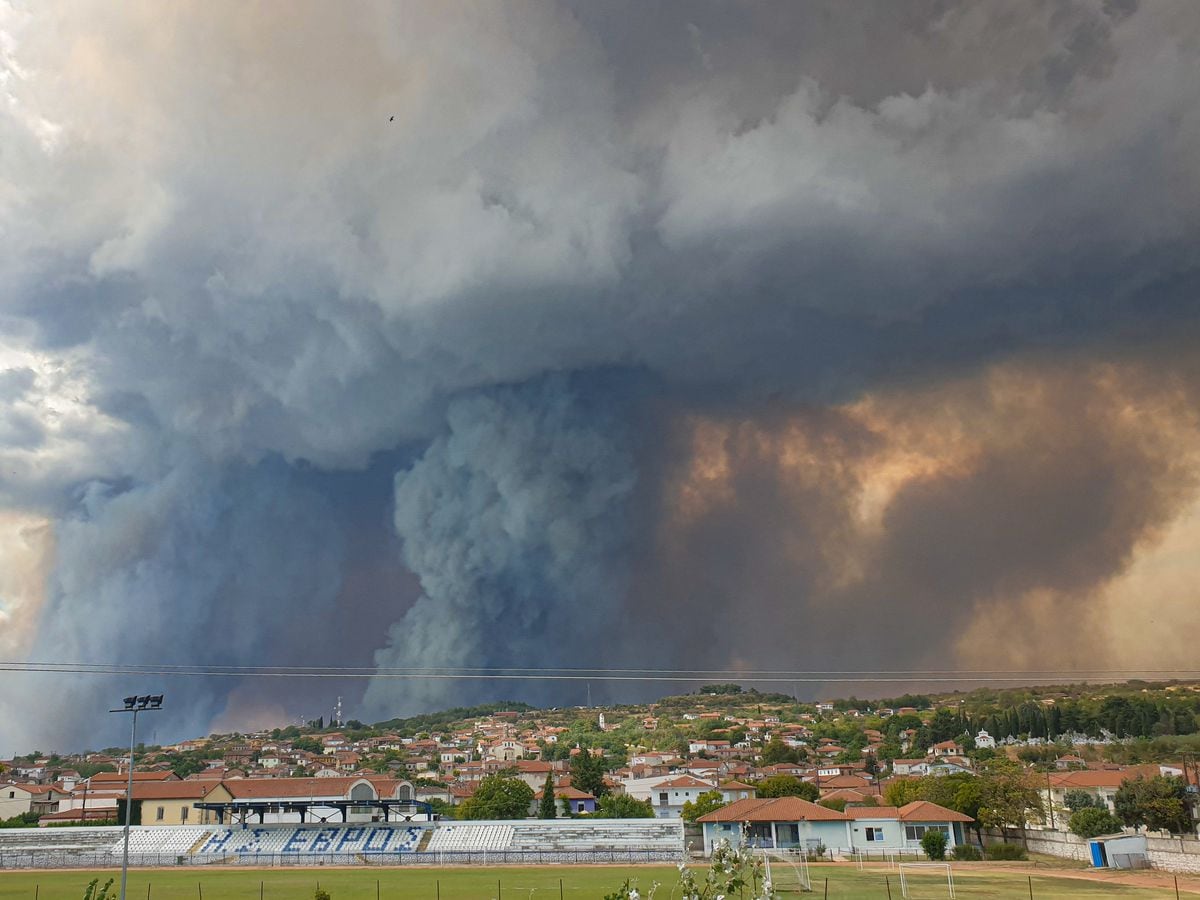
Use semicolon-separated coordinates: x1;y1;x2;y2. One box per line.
198;824;423;856
507;820;682;853
425;824;514;852
0;819;684;868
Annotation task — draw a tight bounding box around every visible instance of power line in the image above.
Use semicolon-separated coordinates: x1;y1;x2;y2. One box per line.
1;661;1199;683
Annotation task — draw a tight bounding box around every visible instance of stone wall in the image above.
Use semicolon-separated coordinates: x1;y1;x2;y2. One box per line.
1146;835;1200;874
984;828;1200;873
982;828;1089;862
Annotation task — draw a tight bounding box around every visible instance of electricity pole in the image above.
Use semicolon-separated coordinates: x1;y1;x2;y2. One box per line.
109;694;164;900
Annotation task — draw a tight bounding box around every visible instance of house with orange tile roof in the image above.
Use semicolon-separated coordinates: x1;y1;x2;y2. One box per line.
622;773;716;819
696;797;972;855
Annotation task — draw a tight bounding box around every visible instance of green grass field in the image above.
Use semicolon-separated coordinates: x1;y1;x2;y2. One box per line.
0;865;1178;900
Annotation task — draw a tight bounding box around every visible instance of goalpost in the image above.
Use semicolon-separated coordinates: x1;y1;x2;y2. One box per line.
897;862;955;899
761;849;812;893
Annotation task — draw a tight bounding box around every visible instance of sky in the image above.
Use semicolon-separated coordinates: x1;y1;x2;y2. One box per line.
1;0;1199;751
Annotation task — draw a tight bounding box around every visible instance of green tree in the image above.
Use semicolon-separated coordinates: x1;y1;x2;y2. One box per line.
458;774;534;820
883;779;925;808
951;778;985;843
538;772;557;819
979;760;1044;845
570;751;610;798
1114;775;1192;833
759;737;800;765
681;790;726;823
1069;807;1124;838
596;794;655;818
1063;790;1099;812
757;775;818;800
426;797;456;820
921;829;948;861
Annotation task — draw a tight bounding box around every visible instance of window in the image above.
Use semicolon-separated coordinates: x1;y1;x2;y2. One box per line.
7;791;13;799
180;806;189;823
659;792;668;805
865;827;884;842
905;825;949;841
156;806;165;821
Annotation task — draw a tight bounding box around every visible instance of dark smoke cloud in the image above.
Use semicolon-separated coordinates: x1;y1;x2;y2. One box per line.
363;374;639;718
1;1;1199;747
638;351;1200;680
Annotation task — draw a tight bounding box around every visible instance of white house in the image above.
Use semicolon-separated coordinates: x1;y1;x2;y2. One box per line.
975;730;996;749
623;774;715;819
484;740;523;762
698;798;973;856
718;781;757;804
0;783;36;820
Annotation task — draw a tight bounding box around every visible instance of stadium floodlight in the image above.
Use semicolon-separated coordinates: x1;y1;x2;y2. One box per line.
110;693;164;900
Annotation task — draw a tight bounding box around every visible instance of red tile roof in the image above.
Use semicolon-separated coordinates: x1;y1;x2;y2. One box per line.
899;800;973;823
91;771;179;784
844;806;901;819
698;796;848;823
131;781;226;800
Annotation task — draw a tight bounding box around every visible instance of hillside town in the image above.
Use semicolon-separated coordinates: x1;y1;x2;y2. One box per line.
4;682;1200;849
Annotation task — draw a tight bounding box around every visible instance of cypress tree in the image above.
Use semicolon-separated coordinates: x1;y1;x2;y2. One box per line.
539;772;557;819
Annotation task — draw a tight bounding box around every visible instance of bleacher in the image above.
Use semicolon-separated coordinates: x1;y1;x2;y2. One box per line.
123;827;210;856
0;827;121;855
426;824;514;852
0;819;684;868
197;824;422;856
508;820;683;853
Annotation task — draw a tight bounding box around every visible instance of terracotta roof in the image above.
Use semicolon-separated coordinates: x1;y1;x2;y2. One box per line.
657;775;716;789
222;776;401;800
697;796;848;823
513;760;553;773
821;789;868;803
131;781;225;800
820;775;870;789
535;787;595;800
843;806;901;820
899;800;973;823
1049;770;1136;789
719;781;756;791
91;771;179;784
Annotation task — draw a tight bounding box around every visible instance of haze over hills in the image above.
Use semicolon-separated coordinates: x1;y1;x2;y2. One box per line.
7;679;1200;765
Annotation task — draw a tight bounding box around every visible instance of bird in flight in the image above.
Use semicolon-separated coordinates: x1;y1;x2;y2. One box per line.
389;116;394;122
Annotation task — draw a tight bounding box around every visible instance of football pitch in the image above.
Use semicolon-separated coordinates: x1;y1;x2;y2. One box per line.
0;865;1186;900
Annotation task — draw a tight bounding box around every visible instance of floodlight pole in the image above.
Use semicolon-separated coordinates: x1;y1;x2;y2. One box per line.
110;696;163;900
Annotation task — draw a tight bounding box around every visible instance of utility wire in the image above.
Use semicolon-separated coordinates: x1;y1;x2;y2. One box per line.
1;661;1198;683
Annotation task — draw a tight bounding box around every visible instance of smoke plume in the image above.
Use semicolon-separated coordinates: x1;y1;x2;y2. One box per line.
2;1;1200;747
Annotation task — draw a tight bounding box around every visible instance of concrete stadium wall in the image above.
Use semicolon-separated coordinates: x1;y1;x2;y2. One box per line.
983;828;1200;873
982;828;1089;862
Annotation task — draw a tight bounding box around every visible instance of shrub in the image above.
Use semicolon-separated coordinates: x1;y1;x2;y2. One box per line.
314;890;331;900
1069;807;1124;839
950;843;982;861
984;843;1028;861
921;829;948;860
